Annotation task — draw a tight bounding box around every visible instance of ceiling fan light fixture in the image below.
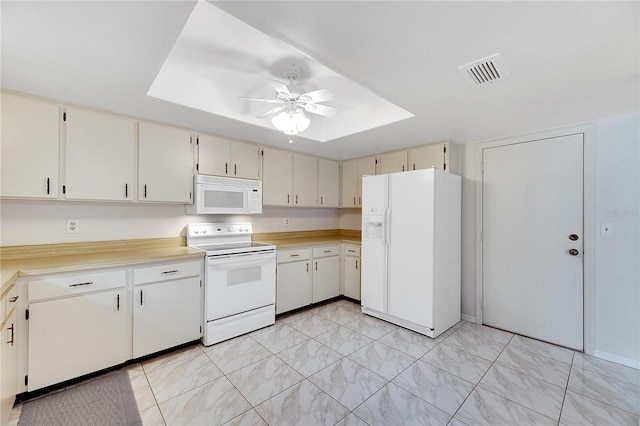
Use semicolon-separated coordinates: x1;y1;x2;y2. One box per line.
272;108;310;135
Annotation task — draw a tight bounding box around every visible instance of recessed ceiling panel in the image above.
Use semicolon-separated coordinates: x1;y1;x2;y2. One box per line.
147;1;413;142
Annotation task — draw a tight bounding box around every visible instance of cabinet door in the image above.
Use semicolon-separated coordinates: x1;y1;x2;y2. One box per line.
357;156;376;207
377;151;408;174
409;143;446;171
0;310;16;424
198;134;230;176
139;122;192;203
262;147;292;206
28;289;130;391
276;261;311;314
133;277;201;358
318;159;339;207
231;140;261;180
65;108;136;200
293;153;318;207
340;159;358;208
312;256;340;303
1;94;60;198
343;256;361;300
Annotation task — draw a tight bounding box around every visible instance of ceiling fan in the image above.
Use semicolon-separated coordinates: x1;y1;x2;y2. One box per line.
240;66;338;135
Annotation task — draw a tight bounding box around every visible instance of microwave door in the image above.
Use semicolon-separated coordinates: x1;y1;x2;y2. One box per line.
201;185;247;214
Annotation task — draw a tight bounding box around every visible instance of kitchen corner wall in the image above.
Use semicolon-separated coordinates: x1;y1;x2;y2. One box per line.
0;202;339;246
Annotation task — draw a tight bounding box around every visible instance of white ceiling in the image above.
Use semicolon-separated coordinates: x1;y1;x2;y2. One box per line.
2;1;638;160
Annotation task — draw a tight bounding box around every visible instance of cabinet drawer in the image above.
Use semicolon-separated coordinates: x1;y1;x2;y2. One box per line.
277;248;311;263
29;270;127;301
312;245;340;258
343;244;361;257
134;259;201;285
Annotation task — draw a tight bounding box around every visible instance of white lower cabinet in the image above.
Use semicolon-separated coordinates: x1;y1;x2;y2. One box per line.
132;260;202;358
342;244;361;301
27;273;130;391
276;248;312;314
312;246;340;303
0;283;18;425
23;258;203;392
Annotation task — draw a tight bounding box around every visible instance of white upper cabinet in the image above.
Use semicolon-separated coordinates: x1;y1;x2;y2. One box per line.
357;156;376;207
409;141;458;173
293;153;318;207
198;135;261;180
138;122;192;203
1;93;60;199
318;159;339;207
340;159;358;208
65;108;136;201
377;150;408;174
262;147;292;206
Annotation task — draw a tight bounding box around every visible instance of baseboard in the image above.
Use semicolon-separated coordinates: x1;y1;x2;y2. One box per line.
461;314;476;323
593;349;640;370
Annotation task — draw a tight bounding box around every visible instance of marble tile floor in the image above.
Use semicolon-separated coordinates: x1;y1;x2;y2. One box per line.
9;299;640;426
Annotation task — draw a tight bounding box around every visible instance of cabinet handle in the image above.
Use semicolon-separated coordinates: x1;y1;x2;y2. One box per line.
125;183;128;198
320;196;323;205
290;254;300;258
315;261;317;271
413;164;416;170
144;184;147;198
9;296;18;303
225;163;228;174
324;250;331;253
306;262;309;272
46;177;50;195
353;197;356;206
234;164;237;175
287;194;290;204
116;294;120;311
356;260;358;269
161;269;179;275
140;289;143;306
69;281;94;288
347;249;356;253
358;196;361;205
402;165;405;172
7;324;14;346
296;195;298;204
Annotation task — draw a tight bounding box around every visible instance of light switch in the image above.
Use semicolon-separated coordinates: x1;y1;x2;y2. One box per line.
601;223;613;237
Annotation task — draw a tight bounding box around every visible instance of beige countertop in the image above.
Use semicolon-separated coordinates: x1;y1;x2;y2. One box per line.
0;230;361;293
0;238;203;293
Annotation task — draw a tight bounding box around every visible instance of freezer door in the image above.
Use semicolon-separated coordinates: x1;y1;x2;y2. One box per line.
361;174;388;313
387;169;436;329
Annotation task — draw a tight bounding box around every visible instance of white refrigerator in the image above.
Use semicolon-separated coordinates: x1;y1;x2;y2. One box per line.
361;168;461;338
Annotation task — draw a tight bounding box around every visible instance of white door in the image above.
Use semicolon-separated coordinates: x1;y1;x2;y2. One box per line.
482;134;584;350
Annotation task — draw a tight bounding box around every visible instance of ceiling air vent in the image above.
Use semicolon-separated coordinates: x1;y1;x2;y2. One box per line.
458;54;510;86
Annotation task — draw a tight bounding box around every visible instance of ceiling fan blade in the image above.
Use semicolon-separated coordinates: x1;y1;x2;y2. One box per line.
299;88;333;103
238;97;281;104
269;80;290;96
256;105;285;119
304;103;338;117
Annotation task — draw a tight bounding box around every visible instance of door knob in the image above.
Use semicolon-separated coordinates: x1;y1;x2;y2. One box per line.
569;249;579;256
569;234;579;241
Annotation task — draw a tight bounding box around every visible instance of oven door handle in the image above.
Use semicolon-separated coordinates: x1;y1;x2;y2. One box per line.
207;251;275;267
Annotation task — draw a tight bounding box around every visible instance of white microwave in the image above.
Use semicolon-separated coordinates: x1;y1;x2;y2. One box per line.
186;175;262;215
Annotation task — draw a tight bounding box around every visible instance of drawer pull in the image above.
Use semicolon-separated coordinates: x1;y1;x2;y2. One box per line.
323;250;331;253
9;296;18;303
161;270;179;275
347;249;356;253
290;254;300;258
69;281;94;288
7;324;14;346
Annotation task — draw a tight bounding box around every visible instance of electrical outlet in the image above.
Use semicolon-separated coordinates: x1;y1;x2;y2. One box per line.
284;218;290;226
66;219;79;234
601;223;613;237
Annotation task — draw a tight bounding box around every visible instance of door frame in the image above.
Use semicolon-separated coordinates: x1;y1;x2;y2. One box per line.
475;124;595;354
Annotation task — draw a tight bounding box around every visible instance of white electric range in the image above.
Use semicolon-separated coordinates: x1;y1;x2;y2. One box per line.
187;223;276;346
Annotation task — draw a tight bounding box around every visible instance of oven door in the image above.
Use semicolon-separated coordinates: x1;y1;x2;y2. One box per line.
205;251;276;320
